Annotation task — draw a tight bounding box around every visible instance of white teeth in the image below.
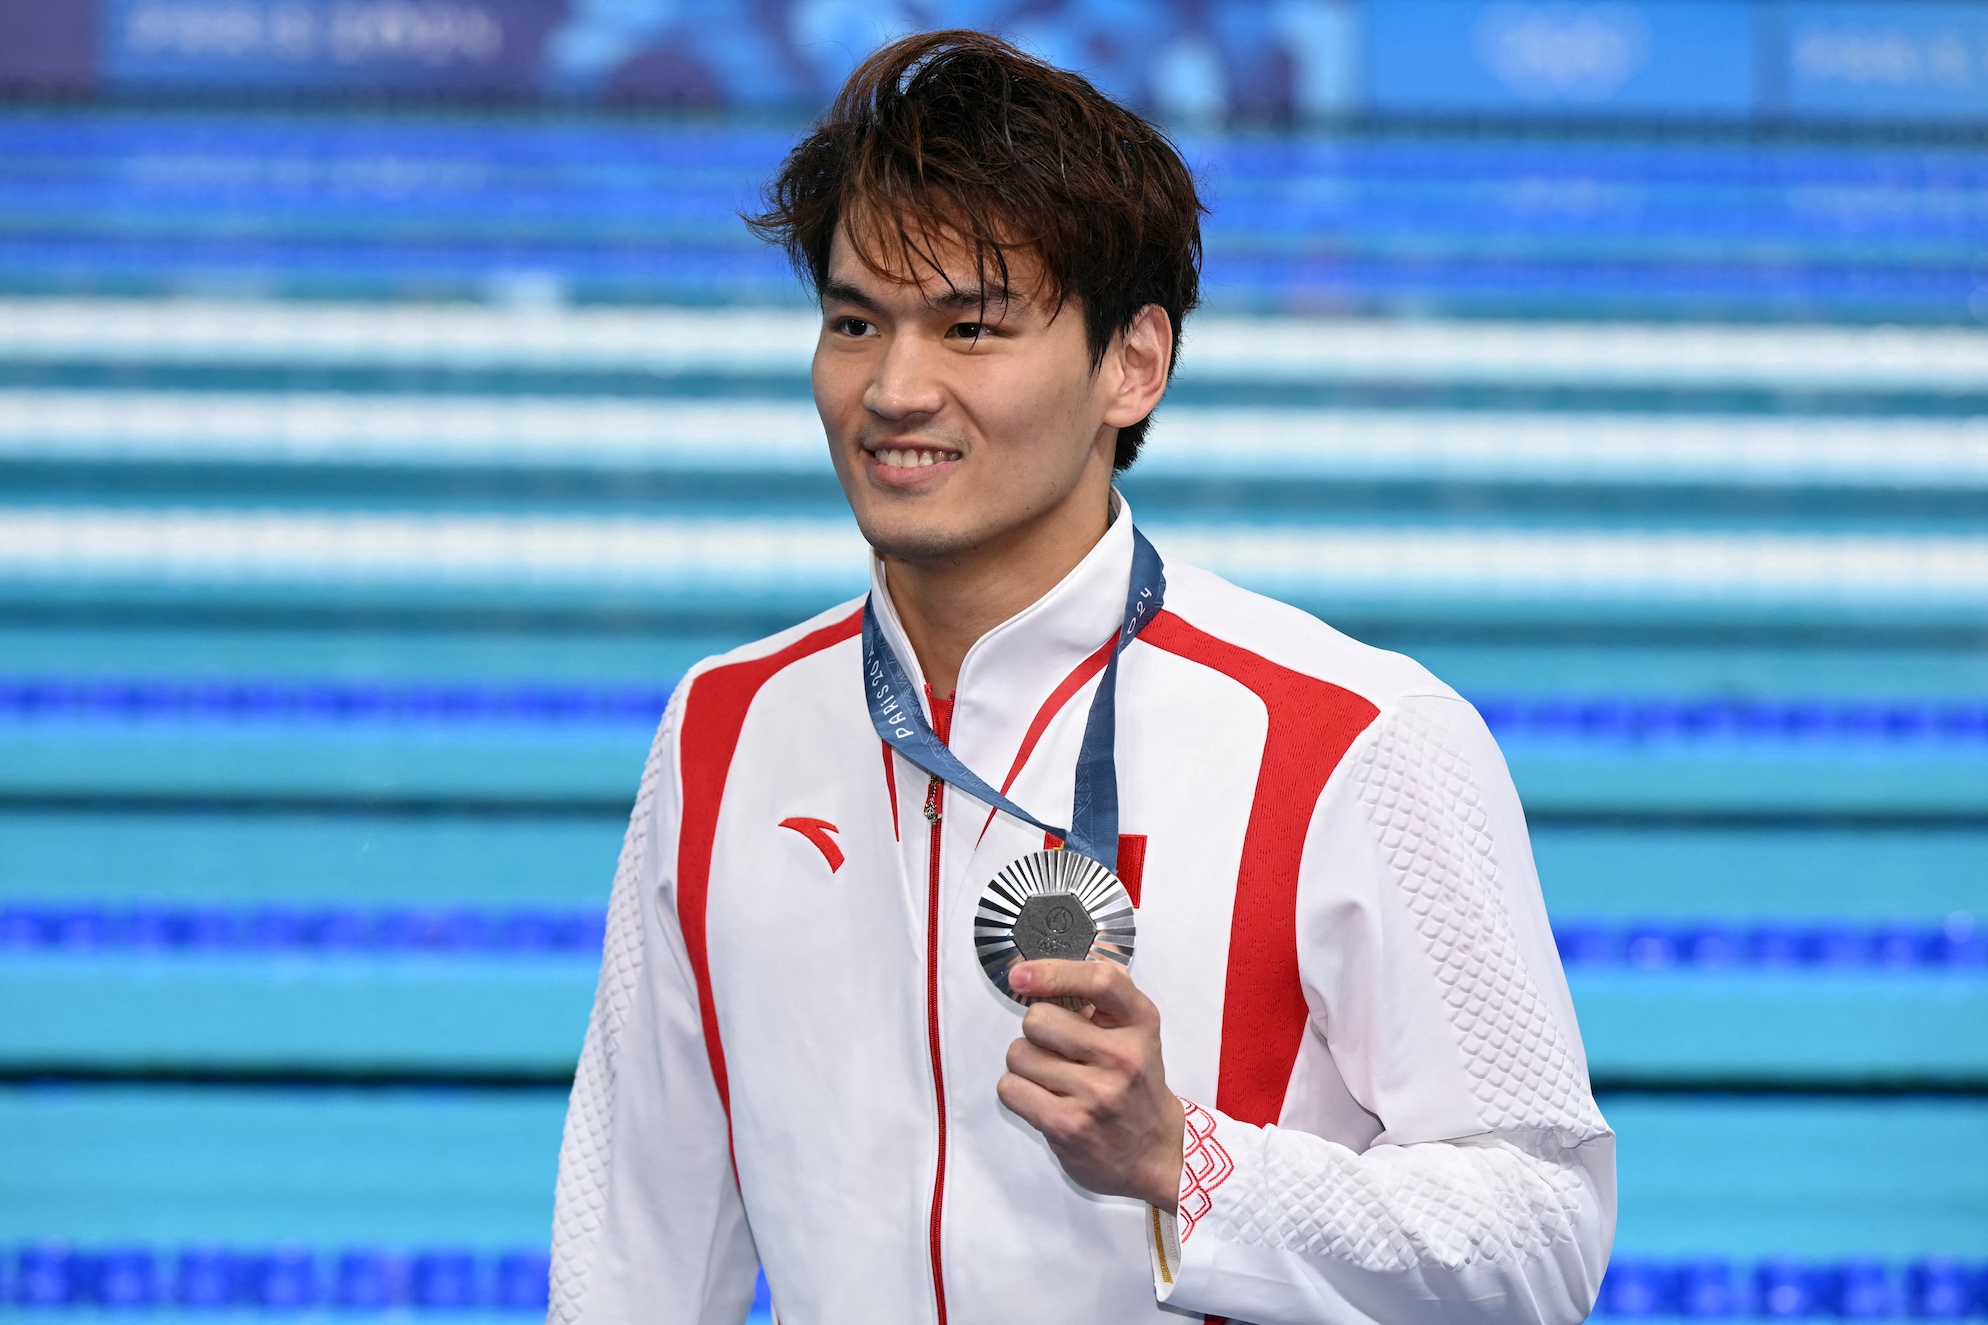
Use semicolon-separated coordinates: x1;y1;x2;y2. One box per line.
874;447;958;469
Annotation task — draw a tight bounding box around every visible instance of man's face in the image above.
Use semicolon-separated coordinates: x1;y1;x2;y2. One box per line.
812;222;1120;564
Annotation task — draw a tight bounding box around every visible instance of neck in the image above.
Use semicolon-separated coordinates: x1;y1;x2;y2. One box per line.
883;492;1113;699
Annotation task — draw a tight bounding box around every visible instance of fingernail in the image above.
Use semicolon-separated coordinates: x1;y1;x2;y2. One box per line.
1011;963;1030;992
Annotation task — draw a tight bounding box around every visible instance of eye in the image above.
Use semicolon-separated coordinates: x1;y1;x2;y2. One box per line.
950;322;988;341
832;317;877;337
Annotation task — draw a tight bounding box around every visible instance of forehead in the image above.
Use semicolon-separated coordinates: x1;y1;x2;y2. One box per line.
825;216;1051;311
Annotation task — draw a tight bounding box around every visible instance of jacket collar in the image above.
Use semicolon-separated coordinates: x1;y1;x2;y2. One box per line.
865;493;1137;785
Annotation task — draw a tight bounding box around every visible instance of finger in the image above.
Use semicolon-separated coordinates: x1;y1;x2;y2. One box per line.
996;1070;1087;1142
1009;957;1111;1004
1018;1001;1112;1065
1004;1035;1093;1097
1011;958;1152;1025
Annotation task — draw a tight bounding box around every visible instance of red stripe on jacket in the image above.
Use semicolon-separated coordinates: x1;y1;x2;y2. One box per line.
675;609;864;1124
1141;610;1379;1126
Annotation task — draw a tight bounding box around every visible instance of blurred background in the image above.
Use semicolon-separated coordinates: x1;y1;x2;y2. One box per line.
0;0;1985;1320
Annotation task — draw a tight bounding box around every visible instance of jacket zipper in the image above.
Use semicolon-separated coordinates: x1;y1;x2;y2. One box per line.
922;693;953;1325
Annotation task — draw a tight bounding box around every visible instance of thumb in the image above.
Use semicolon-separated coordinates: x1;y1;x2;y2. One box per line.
1011;957;1146;1024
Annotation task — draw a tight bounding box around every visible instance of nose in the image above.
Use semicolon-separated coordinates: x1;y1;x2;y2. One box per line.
862;330;945;421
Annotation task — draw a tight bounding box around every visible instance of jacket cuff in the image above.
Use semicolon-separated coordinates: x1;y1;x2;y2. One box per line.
1149;1098;1237;1303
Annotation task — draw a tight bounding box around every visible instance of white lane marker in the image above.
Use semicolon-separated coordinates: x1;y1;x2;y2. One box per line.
0;392;828;467
3;299;1987;390
7;392;1988;487
3;507;1984;602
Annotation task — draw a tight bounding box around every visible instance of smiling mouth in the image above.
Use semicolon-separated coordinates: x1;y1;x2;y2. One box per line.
867;445;962;470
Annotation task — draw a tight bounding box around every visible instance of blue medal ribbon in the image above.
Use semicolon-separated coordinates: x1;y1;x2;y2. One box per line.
861;527;1165;873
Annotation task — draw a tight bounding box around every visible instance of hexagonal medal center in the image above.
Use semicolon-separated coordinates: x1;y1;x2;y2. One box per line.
1011;892;1096;962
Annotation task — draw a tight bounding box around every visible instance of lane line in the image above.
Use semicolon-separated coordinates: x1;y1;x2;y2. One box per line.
6;391;1988;486
4;299;1987;390
2;508;1987;603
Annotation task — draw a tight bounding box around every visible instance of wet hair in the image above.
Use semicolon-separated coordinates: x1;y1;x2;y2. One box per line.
745;29;1204;470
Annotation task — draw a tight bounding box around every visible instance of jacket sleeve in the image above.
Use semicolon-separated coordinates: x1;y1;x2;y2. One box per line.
1151;693;1616;1325
548;686;760;1325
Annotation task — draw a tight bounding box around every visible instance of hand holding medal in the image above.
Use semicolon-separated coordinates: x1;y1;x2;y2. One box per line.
995;952;1186;1210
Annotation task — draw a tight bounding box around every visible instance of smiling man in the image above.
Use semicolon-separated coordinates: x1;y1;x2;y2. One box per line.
548;29;1614;1325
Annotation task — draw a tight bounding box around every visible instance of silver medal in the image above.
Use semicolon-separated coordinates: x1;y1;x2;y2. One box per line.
974;849;1136;1005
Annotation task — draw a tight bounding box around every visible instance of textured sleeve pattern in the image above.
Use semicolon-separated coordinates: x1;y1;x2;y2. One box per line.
546;689;758;1325
1155;695;1615;1325
1349;702;1609;1144
1188;1114;1589;1272
548;702;677;1325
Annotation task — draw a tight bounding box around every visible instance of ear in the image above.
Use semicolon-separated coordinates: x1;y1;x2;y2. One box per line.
1100;305;1173;429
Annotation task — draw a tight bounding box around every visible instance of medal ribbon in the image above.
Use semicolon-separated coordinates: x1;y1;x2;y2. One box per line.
861;526;1166;874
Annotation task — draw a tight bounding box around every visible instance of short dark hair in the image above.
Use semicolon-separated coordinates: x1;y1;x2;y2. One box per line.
745;29;1204;470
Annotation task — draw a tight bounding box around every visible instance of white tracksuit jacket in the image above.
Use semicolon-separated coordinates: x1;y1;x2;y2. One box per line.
549;505;1616;1325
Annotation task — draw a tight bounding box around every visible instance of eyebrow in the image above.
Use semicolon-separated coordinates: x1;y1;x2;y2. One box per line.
820;276;1019;317
819;278;883;312
928;283;1015;315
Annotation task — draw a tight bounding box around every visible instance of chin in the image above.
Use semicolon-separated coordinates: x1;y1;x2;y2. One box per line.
852;507;992;565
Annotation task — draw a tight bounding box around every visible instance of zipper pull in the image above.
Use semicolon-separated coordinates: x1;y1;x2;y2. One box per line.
922;775;943;824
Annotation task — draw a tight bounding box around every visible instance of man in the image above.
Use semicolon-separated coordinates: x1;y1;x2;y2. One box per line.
549;29;1614;1325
